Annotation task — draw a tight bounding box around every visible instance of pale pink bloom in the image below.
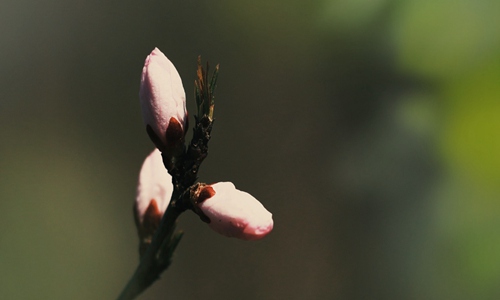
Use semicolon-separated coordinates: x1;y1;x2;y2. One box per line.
139;48;187;150
134;149;172;236
197;182;273;240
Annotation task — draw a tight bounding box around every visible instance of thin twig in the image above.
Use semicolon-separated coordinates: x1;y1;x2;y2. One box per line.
117;198;182;300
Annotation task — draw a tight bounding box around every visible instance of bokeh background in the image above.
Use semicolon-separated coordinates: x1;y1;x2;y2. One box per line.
1;0;499;299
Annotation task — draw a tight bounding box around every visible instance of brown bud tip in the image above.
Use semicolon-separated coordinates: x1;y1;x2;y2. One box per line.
165;117;184;147
197;186;215;203
142;199;162;233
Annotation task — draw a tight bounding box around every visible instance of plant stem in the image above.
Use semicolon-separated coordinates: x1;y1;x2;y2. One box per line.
117;57;218;300
117;200;182;300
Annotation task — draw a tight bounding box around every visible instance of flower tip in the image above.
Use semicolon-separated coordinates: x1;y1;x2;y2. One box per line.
149;47;164;59
242;216;273;241
143;48;165;70
143;48;160;68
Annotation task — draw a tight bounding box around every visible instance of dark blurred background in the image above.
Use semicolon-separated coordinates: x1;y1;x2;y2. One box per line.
1;0;499;299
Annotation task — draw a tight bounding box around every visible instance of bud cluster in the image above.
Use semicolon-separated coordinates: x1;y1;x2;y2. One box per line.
134;48;273;249
118;48;274;300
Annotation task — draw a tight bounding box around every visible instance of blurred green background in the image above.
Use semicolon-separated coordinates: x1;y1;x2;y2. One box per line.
1;0;499;299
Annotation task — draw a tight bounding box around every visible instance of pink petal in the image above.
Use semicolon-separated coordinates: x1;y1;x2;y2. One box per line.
198;182;273;240
139;48;187;149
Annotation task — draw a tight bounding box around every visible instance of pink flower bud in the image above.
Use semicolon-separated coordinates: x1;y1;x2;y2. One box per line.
140;48;187;151
134;149;173;254
196;182;273;240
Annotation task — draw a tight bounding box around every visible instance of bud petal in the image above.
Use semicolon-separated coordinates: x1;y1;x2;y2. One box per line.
134;149;173;253
197;182;273;240
140;48;187;150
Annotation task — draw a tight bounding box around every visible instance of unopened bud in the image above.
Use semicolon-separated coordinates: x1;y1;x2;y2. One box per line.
139;48;187;152
134;149;173;255
195;182;273;240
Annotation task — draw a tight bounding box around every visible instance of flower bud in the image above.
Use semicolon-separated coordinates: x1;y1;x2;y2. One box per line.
134;149;173;255
196;182;273;240
140;47;187;152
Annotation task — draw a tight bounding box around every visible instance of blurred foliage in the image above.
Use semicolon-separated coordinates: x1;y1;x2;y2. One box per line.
0;0;499;299
394;0;500;80
441;60;500;185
